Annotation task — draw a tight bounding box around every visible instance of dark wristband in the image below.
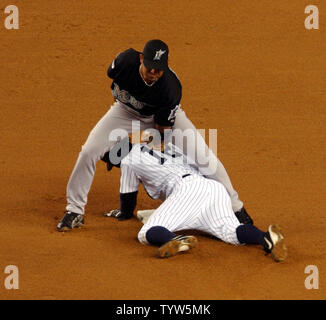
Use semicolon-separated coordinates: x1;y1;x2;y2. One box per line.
120;191;138;220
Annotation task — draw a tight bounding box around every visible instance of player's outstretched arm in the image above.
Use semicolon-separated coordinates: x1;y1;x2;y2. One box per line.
119;191;138;220
104;191;138;221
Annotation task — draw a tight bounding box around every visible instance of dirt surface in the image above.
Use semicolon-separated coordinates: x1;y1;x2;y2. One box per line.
0;0;325;300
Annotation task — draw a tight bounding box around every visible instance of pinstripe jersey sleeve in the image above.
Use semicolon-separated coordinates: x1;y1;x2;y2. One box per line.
120;162;140;193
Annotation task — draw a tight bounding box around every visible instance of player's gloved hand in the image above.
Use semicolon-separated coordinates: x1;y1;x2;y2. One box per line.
104;209;133;221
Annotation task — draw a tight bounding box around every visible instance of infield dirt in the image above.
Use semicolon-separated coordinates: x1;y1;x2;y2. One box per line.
0;0;325;299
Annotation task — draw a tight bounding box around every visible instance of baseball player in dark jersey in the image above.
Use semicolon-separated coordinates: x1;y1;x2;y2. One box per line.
103;136;287;262
57;39;253;231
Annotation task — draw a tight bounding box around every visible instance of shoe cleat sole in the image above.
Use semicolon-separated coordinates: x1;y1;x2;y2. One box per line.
269;225;288;262
158;236;198;258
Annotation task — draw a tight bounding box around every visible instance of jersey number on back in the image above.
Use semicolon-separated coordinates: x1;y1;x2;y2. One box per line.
141;145;167;165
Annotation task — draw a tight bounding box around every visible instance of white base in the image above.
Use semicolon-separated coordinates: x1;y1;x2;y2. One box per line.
136;209;155;224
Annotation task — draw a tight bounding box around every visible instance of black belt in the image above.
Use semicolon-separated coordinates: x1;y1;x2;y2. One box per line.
182;174;191;178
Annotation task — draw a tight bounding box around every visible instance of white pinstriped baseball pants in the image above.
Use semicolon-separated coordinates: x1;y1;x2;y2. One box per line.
138;175;241;245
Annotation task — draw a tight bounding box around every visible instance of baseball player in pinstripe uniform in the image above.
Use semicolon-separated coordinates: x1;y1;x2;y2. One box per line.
57;39;253;231
103;136;287;262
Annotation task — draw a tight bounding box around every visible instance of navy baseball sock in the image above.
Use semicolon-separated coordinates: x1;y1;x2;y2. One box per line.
145;226;176;246
236;224;266;245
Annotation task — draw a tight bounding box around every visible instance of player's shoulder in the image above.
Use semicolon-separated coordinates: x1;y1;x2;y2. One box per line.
123;48;141;58
160;67;182;101
115;48;141;64
108;48;141;78
163;67;181;88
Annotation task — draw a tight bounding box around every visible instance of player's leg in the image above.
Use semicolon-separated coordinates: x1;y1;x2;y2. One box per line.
138;176;209;243
172;108;249;219
58;102;143;231
137;176;208;257
200;180;287;261
197;180;242;245
236;224;288;262
144;226;197;258
148;227;198;258
66;102;132;214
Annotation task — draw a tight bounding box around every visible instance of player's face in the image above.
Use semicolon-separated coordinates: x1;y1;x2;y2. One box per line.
139;55;164;83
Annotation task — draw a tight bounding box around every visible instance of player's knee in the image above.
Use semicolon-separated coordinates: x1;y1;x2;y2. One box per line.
145;226;176;246
220;225;241;245
137;228;149;245
226;236;241;245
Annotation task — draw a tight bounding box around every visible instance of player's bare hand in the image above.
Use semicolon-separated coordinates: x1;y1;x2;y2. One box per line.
104;209;132;221
104;209;122;218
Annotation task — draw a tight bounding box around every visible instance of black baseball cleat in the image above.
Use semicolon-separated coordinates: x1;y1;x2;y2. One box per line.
263;225;288;262
56;211;84;232
235;207;254;225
